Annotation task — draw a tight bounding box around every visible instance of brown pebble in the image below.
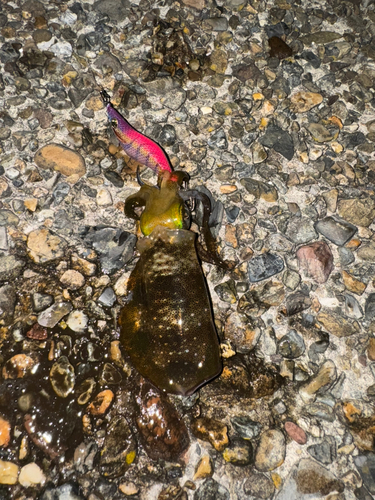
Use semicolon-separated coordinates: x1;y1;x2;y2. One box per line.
194;455;214;480
191;417;229;452
27;323;48;340
269;36;293;59
2;354;35;379
0;417;11;447
342;271;367;295
87;390;114;416
284;421;307;445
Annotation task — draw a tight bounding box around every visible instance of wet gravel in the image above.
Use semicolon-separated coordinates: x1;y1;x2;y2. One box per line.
1;0;375;498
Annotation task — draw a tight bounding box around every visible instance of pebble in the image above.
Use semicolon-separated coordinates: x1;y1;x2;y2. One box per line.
277;330;305;359
0;459;18;485
50;356;75;398
255;429;286;471
307;436;336;465
337;197;375;227
248;253;284;282
314;216;357;246
60;270;85;290
34;143;86;181
0;255;24;281
317;311;360;337
259;125;294;160
0;416;11;446
240;178;278;202
38;302;73;328
67;310;88;333
2;354;35;379
286;217;318;244
193;455;213;480
299;360;337;404
191;417;228;452
243;471;275;499
18;462;46;487
296;241;334;284
27;228;67;263
87;390;114;416
342;271;367;295
284;421;307;445
290;91;323;113
193;479;229;500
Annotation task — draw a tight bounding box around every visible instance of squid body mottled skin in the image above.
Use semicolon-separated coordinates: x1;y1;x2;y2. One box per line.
101;90;222;396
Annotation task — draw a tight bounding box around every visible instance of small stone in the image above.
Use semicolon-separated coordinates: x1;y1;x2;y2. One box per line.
314;216;357;246
96;188;112;207
0;255;24;282
67;310;88;333
354;454;375;494
286;217;318;244
50;356;75;398
100;416;137;478
34;143;86;180
222;438;253;465
240;178;278;202
243;471;275;499
18;462;46;487
306;122;339;142
307;436;336;465
38;302;73;328
299;360;337;403
276;458;344;499
269;36;293;59
76;378;96;406
0;416;11;446
27;228;67;263
357;241;375;261
259;125;294;160
0;284;16;324
296;241;334;284
342;271;366;295
31;292;54;312
290;91;323;113
60;269;85;290
87;390;114;416
248;253;284;282
119;482;139;496
231;416;262;439
277;330;305;359
255;429;286;472
194;478;229;500
365;293;375;321
317;311;360;337
71;254;96;276
0;459;18;485
24;198;38;211
194;455;213;480
337;197;375;227
214;279;237;304
2;354;35;379
286;292;312;316
282;269;300;290
284;421;307;445
26;323;47;340
191;417;229;452
98;287;116;307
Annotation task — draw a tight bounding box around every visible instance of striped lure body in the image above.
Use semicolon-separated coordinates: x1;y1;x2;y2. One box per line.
104;100;172;174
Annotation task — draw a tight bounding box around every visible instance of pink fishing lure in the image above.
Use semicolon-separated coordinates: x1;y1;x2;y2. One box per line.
101;91;172;174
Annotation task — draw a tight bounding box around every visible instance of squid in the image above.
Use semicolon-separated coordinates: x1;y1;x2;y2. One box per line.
101;90;226;396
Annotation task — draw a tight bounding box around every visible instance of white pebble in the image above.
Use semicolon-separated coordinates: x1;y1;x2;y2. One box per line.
67;310;88;333
18;463;45;487
96;188;113;207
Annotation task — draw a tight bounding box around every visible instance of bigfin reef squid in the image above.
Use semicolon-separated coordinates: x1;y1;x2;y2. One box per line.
101;90;228;396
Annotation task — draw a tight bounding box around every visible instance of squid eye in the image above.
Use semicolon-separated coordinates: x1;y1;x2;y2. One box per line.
110;118;118;128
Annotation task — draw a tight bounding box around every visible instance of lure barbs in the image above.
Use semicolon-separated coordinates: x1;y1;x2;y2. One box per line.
100;90;172;174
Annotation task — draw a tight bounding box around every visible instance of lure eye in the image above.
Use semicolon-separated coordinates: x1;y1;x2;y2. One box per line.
110;118;118;128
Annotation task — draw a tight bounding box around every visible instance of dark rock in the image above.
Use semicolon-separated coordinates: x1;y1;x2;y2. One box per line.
158;124;176;147
222;437;253;465
278;330;305;358
103;170;124;188
208;128;227;149
100;416;136;478
365;293;375;321
83;227;136;274
307;436;336;465
259;125;294;160
31;293;54;313
286;292;312;316
98;287;116;307
232;62;262;84
39;483;84;500
68;88;90;108
243;470;275;499
231;416;262;439
354;454;375;494
248;253;284;282
194;478;230;500
286;216;318;244
269;37;293;59
53;182;70;204
314;216;357;245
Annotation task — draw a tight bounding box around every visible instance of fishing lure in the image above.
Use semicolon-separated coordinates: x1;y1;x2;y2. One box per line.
101;90;224;396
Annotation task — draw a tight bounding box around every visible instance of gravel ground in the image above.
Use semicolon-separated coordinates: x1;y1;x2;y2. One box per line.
1;0;375;498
